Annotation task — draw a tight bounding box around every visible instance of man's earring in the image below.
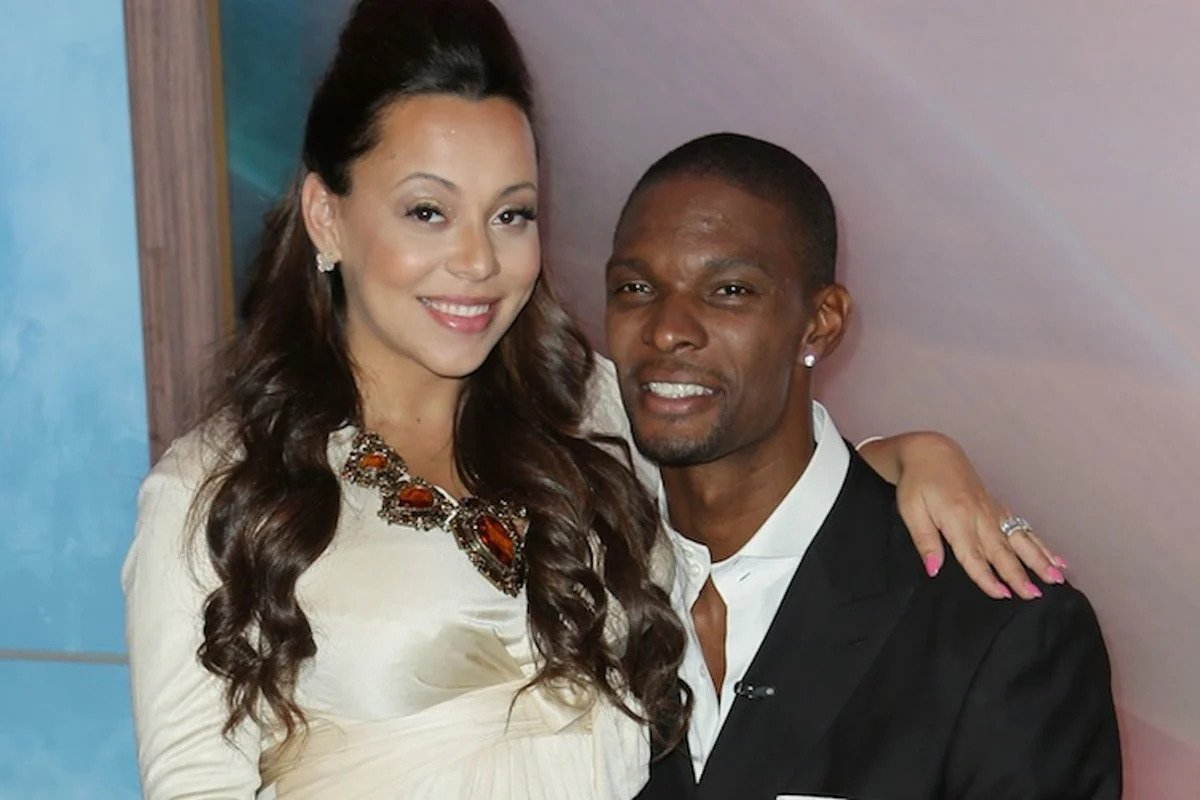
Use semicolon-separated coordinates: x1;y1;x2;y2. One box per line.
316;252;338;273
803;353;818;368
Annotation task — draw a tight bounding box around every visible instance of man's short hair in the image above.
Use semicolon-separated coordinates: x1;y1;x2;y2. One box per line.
621;132;838;287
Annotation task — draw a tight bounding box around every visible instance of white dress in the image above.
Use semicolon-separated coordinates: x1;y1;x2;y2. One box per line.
122;357;664;799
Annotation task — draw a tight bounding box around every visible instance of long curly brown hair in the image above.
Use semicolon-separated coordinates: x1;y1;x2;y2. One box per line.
195;0;688;750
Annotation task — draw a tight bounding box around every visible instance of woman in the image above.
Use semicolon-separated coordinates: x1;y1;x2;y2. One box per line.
123;1;1059;797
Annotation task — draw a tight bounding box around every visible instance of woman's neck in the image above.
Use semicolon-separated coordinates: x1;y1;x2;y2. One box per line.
359;368;460;437
351;338;464;489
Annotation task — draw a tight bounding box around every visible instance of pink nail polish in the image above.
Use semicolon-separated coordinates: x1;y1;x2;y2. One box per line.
1046;567;1065;585
1053;555;1069;570
996;582;1013;600
924;554;942;578
1025;581;1043;599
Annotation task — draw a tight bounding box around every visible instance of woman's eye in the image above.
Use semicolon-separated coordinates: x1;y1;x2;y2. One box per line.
495;207;537;226
407;204;445;223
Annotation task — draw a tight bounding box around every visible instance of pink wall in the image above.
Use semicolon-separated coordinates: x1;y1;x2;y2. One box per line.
498;1;1200;794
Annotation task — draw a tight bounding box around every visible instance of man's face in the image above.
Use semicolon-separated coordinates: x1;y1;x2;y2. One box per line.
605;175;812;467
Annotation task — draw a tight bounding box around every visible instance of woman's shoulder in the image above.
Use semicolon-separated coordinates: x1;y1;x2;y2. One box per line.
143;415;239;497
126;417;240;581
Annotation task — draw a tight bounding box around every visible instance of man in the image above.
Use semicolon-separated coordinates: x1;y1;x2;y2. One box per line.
605;133;1121;799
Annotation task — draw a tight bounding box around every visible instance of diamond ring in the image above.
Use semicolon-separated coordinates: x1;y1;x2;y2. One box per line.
1000;516;1033;538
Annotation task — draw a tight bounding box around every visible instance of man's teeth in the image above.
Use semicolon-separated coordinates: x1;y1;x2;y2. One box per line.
644;381;714;399
424;299;491;317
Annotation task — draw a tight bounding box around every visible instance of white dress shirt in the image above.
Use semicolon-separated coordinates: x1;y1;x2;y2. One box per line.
666;402;851;780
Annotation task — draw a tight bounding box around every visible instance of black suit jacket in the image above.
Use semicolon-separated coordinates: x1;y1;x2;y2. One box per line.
640;450;1121;800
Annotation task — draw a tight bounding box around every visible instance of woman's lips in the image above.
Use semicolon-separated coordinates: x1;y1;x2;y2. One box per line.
420;296;498;334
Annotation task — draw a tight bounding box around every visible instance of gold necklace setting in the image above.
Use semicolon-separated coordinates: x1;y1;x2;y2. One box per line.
341;432;528;596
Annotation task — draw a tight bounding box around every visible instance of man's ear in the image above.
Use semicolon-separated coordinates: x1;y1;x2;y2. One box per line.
799;283;852;366
300;171;342;259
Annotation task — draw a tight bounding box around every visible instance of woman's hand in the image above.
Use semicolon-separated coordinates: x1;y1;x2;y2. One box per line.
858;432;1066;600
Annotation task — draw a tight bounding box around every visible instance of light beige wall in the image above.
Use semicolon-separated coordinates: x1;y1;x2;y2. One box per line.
498;1;1200;795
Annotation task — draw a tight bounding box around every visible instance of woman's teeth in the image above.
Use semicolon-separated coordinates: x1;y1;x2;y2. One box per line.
422;299;491;317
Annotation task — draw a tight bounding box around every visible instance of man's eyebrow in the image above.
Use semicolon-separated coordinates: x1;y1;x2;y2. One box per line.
605;256;646;273
606;255;774;275
704;255;772;275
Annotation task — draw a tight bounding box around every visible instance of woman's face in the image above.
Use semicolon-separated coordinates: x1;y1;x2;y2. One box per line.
305;94;540;381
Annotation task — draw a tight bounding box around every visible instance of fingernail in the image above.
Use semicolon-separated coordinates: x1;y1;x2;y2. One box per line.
1024;581;1043;599
1053;555;1069;570
1046;567;1065;585
996;582;1013;600
924;554;942;578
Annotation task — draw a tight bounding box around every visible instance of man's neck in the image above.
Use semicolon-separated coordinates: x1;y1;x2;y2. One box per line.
662;399;816;562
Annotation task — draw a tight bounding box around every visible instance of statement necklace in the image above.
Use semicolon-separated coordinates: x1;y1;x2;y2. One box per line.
340;431;528;596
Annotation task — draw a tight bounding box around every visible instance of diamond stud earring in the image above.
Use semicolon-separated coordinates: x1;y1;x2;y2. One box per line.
316;252;338;273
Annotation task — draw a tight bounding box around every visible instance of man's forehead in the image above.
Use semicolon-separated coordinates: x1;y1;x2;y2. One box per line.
621;175;784;230
614;178;790;261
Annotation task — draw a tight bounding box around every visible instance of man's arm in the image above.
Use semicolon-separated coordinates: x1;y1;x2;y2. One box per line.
944;584;1122;799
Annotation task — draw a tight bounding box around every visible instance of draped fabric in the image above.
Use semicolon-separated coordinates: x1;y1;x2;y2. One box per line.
260;677;645;799
125;358;657;798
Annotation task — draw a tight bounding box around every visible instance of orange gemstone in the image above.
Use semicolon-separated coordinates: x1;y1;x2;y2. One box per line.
478;514;516;565
359;452;388;471
397;483;435;509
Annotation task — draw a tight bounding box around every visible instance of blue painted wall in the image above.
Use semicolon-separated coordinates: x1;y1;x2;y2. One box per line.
0;2;359;791
0;0;145;794
0;662;138;797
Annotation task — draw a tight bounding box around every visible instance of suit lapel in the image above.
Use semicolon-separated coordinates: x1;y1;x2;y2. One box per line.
640;689;700;799
696;454;918;799
642;737;699;799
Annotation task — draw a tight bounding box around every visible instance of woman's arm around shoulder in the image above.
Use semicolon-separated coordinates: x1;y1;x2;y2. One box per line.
858;431;1066;601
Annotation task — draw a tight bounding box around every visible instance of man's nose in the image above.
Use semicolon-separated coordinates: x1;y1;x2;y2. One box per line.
645;292;707;352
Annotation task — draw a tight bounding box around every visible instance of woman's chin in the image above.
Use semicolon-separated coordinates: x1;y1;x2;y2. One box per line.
421;351;494;381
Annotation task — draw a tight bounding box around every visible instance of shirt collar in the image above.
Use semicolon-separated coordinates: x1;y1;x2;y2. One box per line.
660;401;851;561
737;401;849;559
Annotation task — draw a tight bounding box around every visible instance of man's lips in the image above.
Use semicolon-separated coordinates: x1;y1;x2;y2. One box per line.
641;380;716;399
629;366;723;412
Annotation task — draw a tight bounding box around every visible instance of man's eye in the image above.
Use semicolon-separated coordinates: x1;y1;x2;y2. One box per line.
615;281;652;294
715;284;751;297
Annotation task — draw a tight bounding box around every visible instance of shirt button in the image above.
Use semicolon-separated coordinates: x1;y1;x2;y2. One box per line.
688;563;701;577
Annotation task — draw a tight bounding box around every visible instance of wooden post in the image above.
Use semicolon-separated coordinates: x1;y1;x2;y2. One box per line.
124;0;233;460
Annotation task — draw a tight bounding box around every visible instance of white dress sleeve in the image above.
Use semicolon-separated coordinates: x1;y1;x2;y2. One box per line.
582;354;675;591
581;354;660;493
121;429;265;799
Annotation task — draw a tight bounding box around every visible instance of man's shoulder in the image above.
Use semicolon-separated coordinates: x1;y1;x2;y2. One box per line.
832;454;1105;647
925;541;1104;649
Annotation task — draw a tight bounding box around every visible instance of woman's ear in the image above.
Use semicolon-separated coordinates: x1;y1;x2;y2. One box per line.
300;172;342;259
798;283;852;367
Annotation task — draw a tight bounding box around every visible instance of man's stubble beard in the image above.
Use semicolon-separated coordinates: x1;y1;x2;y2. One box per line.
631;408;735;468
